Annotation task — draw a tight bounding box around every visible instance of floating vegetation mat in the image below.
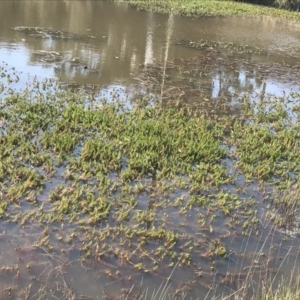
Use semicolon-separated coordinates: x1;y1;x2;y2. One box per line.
175;39;264;56
12;26;96;40
0;64;300;299
135;39;300;106
30;50;101;74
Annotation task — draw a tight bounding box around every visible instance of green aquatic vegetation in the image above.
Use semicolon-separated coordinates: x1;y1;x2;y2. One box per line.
186;195;207;208
1;75;300;295
120;0;300;19
81;139;119;166
176;39;263;56
0;200;7;216
50;186;111;221
208;239;227;258
227;101;300;182
133;209;156;224
41;131;80;155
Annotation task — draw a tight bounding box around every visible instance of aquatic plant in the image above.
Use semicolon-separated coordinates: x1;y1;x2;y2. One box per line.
120;0;300;19
0;64;300;298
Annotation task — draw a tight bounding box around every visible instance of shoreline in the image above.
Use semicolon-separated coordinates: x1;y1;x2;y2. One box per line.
119;0;300;20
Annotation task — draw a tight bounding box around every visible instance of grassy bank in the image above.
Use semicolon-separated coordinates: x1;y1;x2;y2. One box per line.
120;0;300;19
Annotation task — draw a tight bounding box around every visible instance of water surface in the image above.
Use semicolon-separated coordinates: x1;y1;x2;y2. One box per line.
1;1;300;299
1;1;300;100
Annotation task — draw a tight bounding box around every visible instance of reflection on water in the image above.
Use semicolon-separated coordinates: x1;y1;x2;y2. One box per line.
161;13;174;100
1;1;300;100
1;1;300;299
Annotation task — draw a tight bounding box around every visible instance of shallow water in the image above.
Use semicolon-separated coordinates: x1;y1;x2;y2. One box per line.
1;1;300;99
1;1;300;299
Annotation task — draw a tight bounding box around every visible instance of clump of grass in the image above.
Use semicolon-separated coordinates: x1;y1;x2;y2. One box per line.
258;277;300;300
273;183;300;234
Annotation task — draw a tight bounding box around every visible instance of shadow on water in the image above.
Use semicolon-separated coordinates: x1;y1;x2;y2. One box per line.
0;1;300;299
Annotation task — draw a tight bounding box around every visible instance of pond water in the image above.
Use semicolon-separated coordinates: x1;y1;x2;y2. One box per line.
1;1;300;299
1;1;300;100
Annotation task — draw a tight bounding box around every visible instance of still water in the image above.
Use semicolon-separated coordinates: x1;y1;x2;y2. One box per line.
1;1;300;99
1;1;300;299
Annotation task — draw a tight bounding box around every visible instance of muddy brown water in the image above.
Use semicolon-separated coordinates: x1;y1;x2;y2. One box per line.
1;1;300;299
1;1;300;99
